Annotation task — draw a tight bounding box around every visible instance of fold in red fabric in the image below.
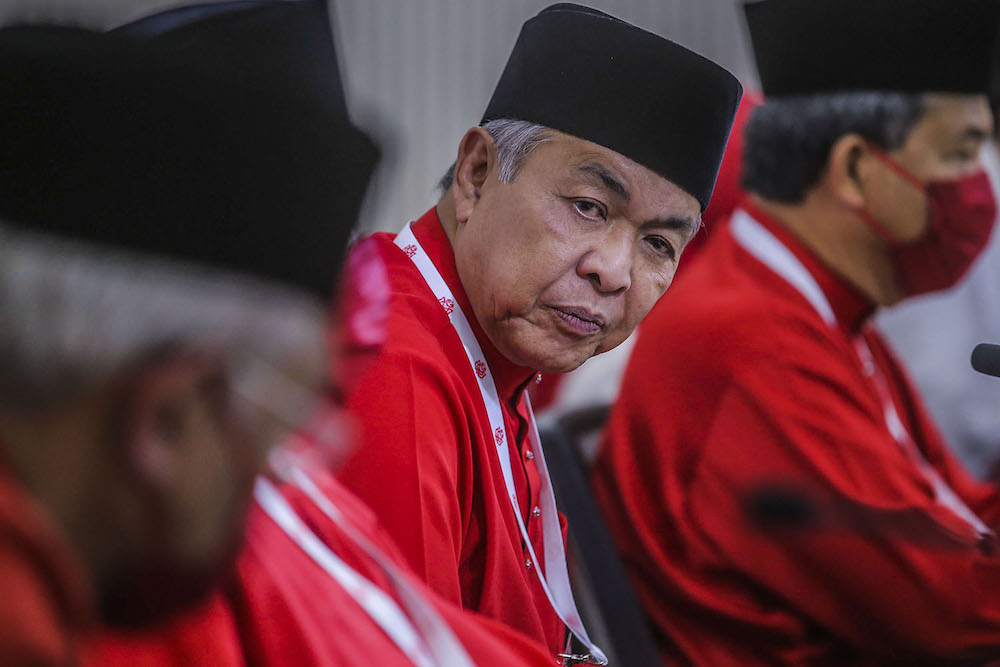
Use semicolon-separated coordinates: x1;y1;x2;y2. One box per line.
594;206;1000;665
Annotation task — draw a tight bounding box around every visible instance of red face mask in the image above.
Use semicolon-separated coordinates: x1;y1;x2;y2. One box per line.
855;145;997;297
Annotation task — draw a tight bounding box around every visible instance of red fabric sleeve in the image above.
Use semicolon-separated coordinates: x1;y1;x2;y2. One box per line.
907;408;1000;528
871;334;1000;527
0;548;74;667
338;347;471;606
298;473;558;665
688;347;1000;661
433;602;560;666
82;596;244;667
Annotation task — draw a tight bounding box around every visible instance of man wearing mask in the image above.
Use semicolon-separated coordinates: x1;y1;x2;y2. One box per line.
594;0;1000;663
877;124;1000;479
334;3;742;662
0;13;375;665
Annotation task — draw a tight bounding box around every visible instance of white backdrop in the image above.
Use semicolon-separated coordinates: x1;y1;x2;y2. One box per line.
1;0;756;232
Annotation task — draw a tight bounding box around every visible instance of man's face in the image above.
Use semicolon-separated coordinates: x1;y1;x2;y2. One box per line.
452;131;701;373
103;326;330;627
182;337;333;548
863;93;993;243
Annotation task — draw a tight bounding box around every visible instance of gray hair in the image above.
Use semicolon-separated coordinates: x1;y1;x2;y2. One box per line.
437;118;553;192
0;222;327;411
742;92;925;203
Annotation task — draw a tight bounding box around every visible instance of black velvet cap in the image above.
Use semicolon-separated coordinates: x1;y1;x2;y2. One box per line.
482;3;743;211
0;0;377;300
745;0;1000;97
112;0;350;113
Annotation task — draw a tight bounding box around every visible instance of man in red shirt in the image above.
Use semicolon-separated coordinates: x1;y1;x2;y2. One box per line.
88;239;559;667
83;3;557;665
0;12;374;666
90;457;562;667
594;0;1000;663
336;3;742;661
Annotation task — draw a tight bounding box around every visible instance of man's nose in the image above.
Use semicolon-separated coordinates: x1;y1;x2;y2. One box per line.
577;230;632;294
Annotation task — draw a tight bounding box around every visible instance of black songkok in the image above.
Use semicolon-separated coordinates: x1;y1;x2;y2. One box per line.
0;0;377;299
483;3;743;212
745;0;1000;97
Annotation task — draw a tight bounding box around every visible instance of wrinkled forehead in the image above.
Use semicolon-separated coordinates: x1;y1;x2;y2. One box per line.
520;130;702;220
919;93;993;136
897;93;993;159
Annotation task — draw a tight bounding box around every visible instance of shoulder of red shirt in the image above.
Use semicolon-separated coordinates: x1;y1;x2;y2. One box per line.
362;231;455;346
349;207;536;401
0;463;94;667
642;205;874;388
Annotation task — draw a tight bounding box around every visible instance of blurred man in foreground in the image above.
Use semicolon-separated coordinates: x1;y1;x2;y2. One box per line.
335;3;742;661
595;0;1000;663
80;2;558;665
0;10;375;665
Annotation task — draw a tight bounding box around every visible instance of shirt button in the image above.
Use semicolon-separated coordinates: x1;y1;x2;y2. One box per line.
532;506;541;517
525;450;534;461
525;559;533;569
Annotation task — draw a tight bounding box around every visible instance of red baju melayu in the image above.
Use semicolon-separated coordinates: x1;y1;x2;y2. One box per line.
593;202;1000;665
0;466;94;666
337;208;567;656
87;468;556;666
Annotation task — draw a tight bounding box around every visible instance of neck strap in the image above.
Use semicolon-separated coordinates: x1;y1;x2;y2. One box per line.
394;222;607;665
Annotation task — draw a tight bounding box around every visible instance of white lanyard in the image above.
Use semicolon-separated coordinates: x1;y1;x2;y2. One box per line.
270;454;476;667
731;210;991;536
254;475;471;667
851;340;992;536
395;223;607;665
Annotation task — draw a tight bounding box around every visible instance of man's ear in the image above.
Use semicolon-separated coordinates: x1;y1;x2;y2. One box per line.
824;133;870;209
452;127;495;224
118;354;218;493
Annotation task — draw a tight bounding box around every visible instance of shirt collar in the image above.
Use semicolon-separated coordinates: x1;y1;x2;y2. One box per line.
410;207;537;402
740;199;875;333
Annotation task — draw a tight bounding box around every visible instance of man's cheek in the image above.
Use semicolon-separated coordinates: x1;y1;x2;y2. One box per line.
616;304;647;341
636;280;669;314
595;327;626;355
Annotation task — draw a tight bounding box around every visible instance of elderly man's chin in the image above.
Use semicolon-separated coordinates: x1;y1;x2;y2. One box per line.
494;320;612;374
535;345;597;374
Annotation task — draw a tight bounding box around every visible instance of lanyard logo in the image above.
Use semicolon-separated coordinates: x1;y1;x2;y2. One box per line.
438;297;455;315
393;222;607;665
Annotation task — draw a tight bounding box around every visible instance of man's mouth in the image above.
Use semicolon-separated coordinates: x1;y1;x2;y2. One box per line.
547;305;606;336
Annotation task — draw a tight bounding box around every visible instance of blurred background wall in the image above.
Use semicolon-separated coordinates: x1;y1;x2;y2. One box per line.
3;0;757;232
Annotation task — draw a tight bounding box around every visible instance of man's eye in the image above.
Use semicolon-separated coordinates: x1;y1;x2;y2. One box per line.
944;148;977;162
645;235;676;261
574;199;607;220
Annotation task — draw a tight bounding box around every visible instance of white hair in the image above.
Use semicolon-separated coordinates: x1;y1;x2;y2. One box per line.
0;222;327;411
437;118;553;191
